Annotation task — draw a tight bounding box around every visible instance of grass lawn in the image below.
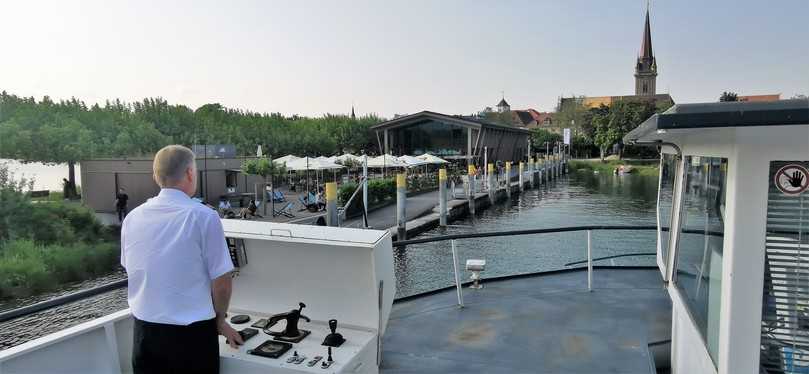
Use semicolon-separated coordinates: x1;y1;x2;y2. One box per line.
569;159;659;177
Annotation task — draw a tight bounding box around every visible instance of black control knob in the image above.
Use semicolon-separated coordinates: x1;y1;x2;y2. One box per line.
329;319;337;334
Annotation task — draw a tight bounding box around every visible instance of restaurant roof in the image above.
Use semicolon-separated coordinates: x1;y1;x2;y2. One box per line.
370;111;530;134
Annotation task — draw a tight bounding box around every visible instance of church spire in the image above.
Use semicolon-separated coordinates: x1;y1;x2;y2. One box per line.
639;5;653;59
351;105;356;120
634;3;657;96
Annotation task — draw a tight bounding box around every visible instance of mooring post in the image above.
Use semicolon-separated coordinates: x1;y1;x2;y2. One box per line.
487;163;495;203
326;182;338;226
396;173;407;240
518;161;524;192
505;162;512;198
439;168;448;226
467;164;475;215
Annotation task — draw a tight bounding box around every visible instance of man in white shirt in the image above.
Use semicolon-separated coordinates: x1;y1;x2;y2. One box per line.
121;145;243;374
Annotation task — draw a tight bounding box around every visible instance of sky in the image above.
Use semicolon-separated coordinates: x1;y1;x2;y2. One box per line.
0;0;807;118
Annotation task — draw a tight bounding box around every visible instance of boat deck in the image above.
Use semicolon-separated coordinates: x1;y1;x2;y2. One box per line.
381;268;670;374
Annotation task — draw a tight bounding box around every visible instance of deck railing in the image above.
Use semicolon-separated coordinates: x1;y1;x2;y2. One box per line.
392;225;658;306
1;225;659;323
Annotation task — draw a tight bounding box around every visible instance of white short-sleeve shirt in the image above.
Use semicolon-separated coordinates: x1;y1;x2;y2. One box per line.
121;188;234;325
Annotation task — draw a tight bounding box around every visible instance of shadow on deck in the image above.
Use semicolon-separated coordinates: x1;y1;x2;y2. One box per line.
381;268;670;374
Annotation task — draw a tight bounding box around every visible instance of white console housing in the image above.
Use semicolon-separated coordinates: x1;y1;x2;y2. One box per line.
219;220;395;374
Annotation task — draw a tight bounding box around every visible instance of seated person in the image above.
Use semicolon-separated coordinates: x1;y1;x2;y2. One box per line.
239;199;263;219
218;197;235;218
316;190;326;211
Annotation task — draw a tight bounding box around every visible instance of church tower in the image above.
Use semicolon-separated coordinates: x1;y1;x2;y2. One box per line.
634;6;657;96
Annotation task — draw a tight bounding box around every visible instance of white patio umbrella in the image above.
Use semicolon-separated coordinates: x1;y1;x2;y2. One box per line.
285;157;316;171
367;154;406;168
256;145;263;157
274;154;299;165
415;153;448;164
333;153;359;164
397;155;429;167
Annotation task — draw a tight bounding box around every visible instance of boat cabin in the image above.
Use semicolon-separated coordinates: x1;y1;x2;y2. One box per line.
624;98;809;373
0;222;395;374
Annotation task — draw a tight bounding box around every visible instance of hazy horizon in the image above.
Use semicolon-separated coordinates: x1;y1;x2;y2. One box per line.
1;0;807;118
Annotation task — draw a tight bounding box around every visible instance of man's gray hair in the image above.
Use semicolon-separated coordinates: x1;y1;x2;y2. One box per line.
153;145;196;188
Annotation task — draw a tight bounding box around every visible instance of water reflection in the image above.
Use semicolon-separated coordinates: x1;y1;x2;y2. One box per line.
394;170;660;298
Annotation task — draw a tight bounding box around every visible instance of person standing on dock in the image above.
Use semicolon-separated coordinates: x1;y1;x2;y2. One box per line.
115;188;129;223
121;145;243;374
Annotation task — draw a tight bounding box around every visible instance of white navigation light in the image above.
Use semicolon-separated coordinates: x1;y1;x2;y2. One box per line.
466;259;486;289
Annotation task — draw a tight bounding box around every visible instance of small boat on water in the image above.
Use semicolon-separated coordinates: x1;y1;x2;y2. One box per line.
0;100;807;373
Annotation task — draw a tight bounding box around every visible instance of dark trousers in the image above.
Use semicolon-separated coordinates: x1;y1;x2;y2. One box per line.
117;206;128;223
133;317;219;374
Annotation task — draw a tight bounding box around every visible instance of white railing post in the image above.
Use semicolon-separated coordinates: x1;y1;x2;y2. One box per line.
587;230;593;292
451;239;464;308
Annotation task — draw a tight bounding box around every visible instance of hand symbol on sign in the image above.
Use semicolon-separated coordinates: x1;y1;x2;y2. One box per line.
787;171;805;188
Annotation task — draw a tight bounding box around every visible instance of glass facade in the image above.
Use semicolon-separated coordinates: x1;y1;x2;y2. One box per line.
675;156;728;366
657;153;677;272
389;120;467;157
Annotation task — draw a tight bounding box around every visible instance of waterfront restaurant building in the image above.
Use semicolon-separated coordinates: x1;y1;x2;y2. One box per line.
80;157;261;213
370;111;531;165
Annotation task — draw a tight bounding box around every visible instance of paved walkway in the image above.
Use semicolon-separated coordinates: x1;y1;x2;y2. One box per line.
342;190;441;229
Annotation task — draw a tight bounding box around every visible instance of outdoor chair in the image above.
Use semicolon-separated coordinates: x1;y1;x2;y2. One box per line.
273;202;295;218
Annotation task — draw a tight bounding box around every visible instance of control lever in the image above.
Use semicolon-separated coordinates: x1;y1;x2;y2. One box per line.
321;347;334;369
321;319;346;347
265;302;311;338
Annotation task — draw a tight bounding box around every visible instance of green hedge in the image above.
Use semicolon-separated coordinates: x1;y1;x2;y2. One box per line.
338;179;396;217
0;239;119;298
337;175;440;218
0;181;119;299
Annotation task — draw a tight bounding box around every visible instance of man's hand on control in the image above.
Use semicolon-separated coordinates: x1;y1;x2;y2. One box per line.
219;321;244;349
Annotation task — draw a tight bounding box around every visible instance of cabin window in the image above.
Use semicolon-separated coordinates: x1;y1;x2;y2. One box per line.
657;153;677;275
760;161;809;372
674;156;728;366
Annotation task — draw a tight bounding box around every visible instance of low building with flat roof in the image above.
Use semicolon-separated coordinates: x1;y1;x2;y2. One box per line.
80;156;262;213
370;111;531;165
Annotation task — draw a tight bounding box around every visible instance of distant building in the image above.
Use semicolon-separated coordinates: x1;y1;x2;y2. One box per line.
511;109;555;129
370;110;530;164
496;97;511;113
559;94;675;110
81;156;262;213
738;94;781;102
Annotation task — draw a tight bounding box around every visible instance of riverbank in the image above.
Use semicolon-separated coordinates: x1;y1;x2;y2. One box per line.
0;191;120;300
569;159;659;176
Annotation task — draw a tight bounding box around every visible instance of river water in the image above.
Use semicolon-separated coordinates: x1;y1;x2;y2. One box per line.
393;170;660;297
0;169;660;350
0;159;80;191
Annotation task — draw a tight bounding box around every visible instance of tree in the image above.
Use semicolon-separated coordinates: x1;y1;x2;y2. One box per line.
530;129;562;155
0;90;385;195
555;96;589;137
242;157;287;216
592;101;656;161
719;92;739;102
482;111;514;126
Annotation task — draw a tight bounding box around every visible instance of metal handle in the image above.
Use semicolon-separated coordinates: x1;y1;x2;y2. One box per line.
270;229;292;237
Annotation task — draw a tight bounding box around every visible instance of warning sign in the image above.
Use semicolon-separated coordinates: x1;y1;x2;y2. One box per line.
774;164;809;195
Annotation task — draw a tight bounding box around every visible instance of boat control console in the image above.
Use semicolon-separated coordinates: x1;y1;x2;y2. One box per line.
218;220;395;374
